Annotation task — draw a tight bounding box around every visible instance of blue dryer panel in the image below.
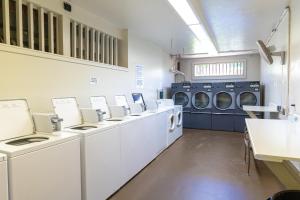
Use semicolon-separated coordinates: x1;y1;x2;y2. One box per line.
190;83;213;130
183;112;192;128
171;82;192;112
190;113;212;129
234;114;262;132
235;81;261;114
212;114;235;131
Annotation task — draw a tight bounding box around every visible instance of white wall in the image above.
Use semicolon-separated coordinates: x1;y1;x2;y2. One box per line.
179;54;261;83
260;9;289;110
0;1;173;112
289;0;300;114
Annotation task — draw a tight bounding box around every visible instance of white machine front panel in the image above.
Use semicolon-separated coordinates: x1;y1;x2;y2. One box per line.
0;100;34;141
90;96;111;119
115;95;129;109
52;98;82;128
0;154;8;200
8;139;81;200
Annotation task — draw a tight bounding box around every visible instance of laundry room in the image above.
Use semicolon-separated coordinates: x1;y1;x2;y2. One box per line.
1;0;300;200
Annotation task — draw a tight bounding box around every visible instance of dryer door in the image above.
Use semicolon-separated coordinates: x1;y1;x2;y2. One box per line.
192;92;211;109
173;92;189;107
214;92;234;110
237;92;258;109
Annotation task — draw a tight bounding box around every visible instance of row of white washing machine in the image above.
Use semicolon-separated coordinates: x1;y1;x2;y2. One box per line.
0;98;182;200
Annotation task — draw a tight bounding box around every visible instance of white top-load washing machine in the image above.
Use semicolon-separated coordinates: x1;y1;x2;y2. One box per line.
0;99;81;200
52;97;126;200
0;153;8;200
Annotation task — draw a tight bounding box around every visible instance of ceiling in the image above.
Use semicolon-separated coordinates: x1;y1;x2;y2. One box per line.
71;0;289;55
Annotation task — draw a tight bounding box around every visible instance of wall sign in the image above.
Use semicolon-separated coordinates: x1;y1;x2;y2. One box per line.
136;65;144;89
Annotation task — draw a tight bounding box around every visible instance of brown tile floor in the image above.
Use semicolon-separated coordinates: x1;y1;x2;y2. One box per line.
109;129;283;200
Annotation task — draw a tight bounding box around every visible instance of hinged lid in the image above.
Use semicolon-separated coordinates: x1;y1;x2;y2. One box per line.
90;96;111;119
52;97;82;128
0;99;34;141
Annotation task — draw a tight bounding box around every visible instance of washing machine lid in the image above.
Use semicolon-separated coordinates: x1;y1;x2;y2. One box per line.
173;92;190;107
0;99;34;142
90;96;111;119
52;97;83;128
0;132;79;158
0;153;6;162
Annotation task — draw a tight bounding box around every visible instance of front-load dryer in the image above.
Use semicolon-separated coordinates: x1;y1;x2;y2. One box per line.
0;153;8;200
171;82;192;128
212;82;236;131
191;83;212;130
0;99;81;200
234;81;262;132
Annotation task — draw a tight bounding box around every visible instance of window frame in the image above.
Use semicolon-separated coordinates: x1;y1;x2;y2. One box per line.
192;60;247;80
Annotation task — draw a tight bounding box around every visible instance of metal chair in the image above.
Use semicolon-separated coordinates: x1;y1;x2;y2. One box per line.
244;128;256;175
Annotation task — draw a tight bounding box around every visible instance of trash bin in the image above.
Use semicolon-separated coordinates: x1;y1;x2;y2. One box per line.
267;190;300;200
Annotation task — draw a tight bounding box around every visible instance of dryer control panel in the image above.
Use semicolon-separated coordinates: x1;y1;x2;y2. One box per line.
250;82;260;92
225;83;235;92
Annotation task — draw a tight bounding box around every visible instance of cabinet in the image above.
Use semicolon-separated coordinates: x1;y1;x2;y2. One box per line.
84;127;122;200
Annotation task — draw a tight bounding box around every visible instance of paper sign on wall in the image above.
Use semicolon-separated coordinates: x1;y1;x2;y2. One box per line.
136;65;144;89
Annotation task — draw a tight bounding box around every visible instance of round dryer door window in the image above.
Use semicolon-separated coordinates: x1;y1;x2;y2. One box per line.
193;92;209;109
174;92;189;107
239;92;257;108
215;92;232;110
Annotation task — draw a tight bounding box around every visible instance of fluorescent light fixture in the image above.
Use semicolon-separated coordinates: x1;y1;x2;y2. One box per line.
167;0;218;55
168;0;199;25
189;24;217;55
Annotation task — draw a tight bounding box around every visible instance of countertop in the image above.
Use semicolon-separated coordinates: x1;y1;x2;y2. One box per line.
245;118;300;162
243;105;279;113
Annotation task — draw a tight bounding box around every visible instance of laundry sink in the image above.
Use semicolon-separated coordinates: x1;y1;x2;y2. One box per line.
106;119;123;121
70;125;98;130
6;137;49;146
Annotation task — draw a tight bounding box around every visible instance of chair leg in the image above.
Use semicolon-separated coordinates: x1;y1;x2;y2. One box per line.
248;145;251;175
244;143;247;163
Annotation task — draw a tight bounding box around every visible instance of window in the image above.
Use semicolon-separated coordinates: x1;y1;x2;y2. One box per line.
33;8;39;50
53;16;58;53
70;20;119;65
9;0;17;46
22;4;29;48
193;60;246;79
44;12;49;52
0;1;62;54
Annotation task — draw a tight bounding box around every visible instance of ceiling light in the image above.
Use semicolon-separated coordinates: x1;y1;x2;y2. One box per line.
167;0;199;25
189;24;217;54
167;0;218;55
